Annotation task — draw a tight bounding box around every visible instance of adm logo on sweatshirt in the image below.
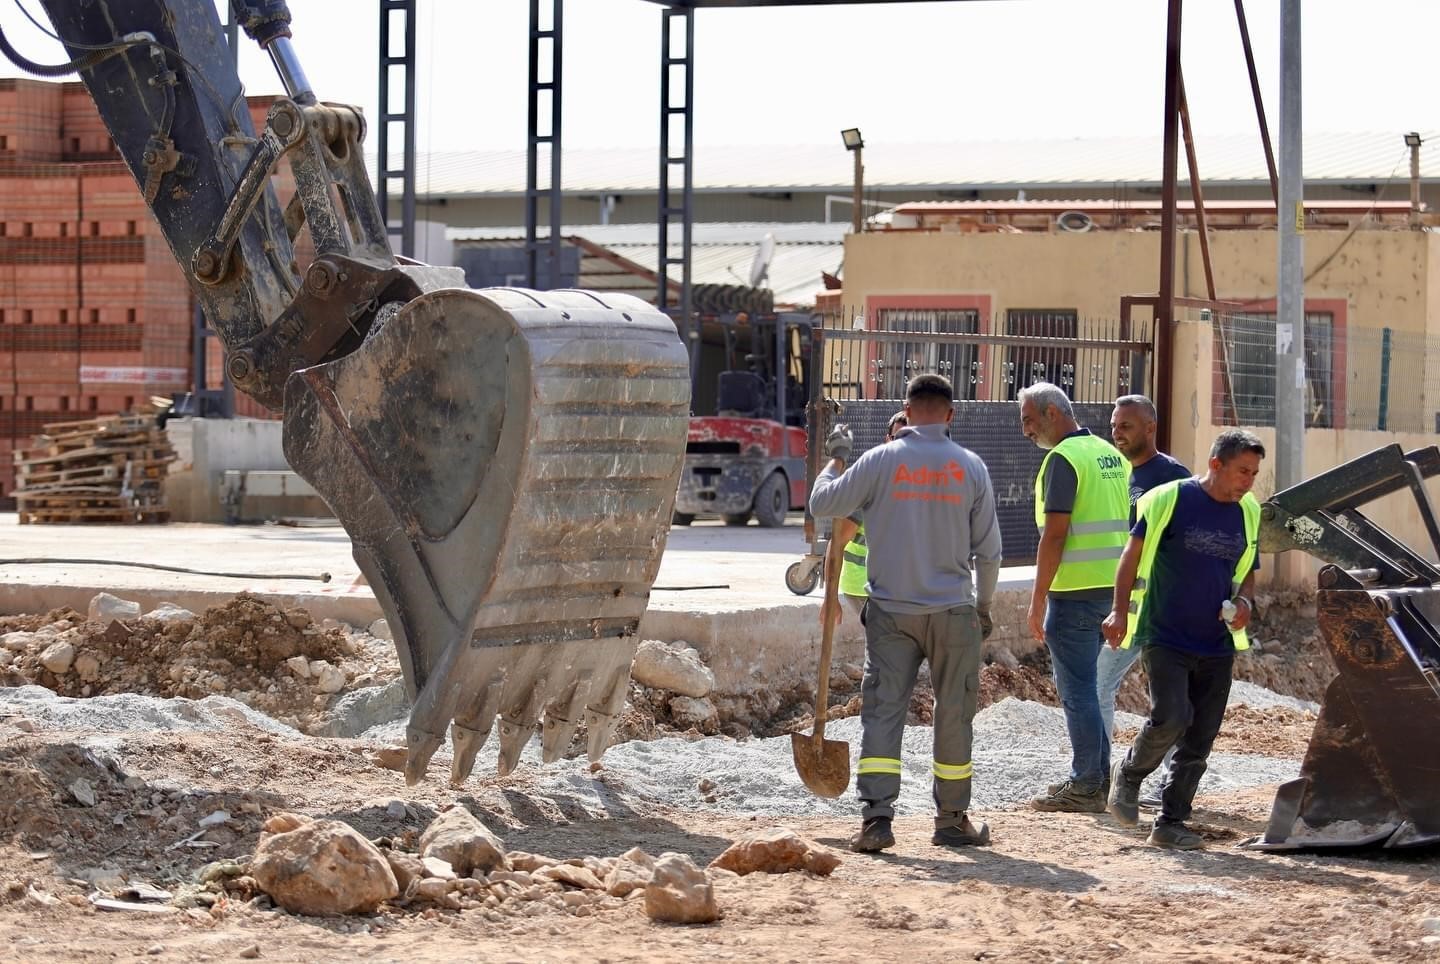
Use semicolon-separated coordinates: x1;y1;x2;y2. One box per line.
891;461;967;502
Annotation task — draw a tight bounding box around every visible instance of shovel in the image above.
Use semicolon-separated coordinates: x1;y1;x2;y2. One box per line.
791;576;851;798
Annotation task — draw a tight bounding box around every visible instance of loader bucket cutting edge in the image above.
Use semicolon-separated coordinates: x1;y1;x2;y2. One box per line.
1246;585;1440;851
280;287;690;784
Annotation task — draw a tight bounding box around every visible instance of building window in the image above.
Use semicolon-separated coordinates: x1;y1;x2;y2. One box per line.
22;309;32;324
126;308;137;324
873;308;981;400
89;221;100;237
89;308;101;324
1216;310;1336;428
1005;309;1079;400
59;309;68;324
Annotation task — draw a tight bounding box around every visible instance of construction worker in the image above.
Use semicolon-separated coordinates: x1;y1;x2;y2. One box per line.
1103;429;1264;850
820;411;908;625
1019;381;1130;813
1096;395;1191;741
810;375;1002;853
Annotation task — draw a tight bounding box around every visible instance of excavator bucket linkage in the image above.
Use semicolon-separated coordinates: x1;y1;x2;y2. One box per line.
1249;444;1440;850
284;289;689;785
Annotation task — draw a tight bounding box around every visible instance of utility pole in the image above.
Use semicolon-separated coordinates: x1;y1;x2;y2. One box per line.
1274;0;1304;491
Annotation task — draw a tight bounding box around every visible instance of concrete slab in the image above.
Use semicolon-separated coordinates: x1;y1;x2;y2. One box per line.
0;513;1038;695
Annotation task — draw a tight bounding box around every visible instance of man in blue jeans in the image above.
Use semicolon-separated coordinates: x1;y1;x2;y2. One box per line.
1095;396;1190;789
1019;382;1131;813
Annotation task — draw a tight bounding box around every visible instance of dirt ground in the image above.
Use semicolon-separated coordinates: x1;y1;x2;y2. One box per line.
0;719;1436;964
1;591;1436;962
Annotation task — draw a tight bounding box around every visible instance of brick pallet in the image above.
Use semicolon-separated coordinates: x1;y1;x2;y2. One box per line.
13;412;175;524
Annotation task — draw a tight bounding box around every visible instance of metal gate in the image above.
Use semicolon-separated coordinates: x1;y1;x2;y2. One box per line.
802;309;1154;571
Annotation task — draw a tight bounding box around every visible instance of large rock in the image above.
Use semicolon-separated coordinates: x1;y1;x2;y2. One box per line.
88;593;141;623
418;806;509;876
144;603;196;623
384;851;426;893
250;819;398;916
669;695;719;730
605;847;654;898
38;640;76;675
709;827;841;877
631;640;715;698
1;631;34;652
644;852;719;924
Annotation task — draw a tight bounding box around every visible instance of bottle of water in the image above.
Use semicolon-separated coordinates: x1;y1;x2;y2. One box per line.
1220;600;1238;628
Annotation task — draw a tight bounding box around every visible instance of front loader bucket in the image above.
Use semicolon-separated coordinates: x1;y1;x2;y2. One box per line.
281;288;689;785
1251;581;1440;850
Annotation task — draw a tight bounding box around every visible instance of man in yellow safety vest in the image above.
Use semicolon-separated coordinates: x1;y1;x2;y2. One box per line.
1019;381;1131;813
820;411;909;625
1102;429;1264;850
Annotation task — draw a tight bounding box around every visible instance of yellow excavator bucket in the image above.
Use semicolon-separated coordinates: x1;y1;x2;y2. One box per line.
1250;444;1440;850
282;288;690;785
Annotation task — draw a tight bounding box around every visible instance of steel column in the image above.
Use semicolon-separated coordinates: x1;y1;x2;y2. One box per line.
1275;0;1305;490
657;5;696;389
1154;0;1182;454
377;0;417;258
525;0;564;288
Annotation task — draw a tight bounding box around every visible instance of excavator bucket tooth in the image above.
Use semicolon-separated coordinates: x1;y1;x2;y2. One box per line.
1251;585;1440;850
281;288;688;784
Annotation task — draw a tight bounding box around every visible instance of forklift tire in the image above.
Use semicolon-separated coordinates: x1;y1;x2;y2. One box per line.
785;559;821;596
722;512;752;526
753;472;789;528
672;511;694;526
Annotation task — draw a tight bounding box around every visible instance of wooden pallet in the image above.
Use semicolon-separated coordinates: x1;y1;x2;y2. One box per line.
12;411;176;525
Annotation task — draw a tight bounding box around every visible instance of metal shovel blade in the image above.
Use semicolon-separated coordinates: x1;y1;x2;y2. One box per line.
791;731;850;799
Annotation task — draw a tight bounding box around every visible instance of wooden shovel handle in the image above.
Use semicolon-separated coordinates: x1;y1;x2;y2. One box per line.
812;573;840;745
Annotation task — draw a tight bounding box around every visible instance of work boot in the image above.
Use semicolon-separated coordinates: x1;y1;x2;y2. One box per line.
1049;776;1111;797
1107;758;1140;827
1147;821;1204;850
932;815;991;848
1031;780;1107;813
1138;789;1164;810
850;816;896;853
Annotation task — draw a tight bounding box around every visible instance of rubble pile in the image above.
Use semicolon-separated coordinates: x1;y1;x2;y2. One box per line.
0;593;397;733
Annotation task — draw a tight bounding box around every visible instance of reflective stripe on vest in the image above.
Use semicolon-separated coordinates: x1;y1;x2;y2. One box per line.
839;523;869;597
1034;434;1131;592
1121;480;1261;651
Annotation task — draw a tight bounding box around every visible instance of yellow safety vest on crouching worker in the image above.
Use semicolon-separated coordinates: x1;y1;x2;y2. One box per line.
839;524;869;597
1121;479;1261;650
1034;434;1131;592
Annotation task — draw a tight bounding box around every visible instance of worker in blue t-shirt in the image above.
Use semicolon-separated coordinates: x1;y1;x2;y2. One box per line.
1101;429;1264;850
1096;396;1190;757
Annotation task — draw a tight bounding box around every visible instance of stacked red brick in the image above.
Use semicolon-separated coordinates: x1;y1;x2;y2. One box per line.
13;411;176;524
0;81;295;504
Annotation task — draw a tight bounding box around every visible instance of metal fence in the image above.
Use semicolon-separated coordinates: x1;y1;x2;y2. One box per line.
806;307;1154;564
817;307;1153;404
1212;313;1440;433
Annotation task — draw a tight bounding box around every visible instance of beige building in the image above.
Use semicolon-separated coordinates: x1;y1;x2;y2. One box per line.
837;202;1440;583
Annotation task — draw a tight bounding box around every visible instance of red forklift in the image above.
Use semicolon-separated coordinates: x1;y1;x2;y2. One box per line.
672;311;814;527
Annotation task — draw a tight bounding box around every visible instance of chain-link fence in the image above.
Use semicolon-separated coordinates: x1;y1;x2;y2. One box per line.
1212;311;1440;433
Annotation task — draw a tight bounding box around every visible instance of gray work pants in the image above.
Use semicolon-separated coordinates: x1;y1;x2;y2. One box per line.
857;600;983;828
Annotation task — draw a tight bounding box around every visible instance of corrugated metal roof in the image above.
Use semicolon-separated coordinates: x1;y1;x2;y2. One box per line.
383;131;1440;197
452;222;844;308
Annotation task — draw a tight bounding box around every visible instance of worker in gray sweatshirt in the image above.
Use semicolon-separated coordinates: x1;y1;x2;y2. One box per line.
810;374;1003;853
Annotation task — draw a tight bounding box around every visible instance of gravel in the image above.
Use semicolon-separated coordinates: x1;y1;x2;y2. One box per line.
0;681;1304;819
0;684;302;738
1227;680;1319;714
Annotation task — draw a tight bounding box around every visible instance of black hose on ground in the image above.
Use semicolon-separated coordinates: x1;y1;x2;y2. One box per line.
0;558;331;582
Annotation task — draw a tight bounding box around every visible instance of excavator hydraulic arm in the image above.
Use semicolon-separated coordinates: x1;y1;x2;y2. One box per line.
22;1;690;784
1251;443;1440;850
